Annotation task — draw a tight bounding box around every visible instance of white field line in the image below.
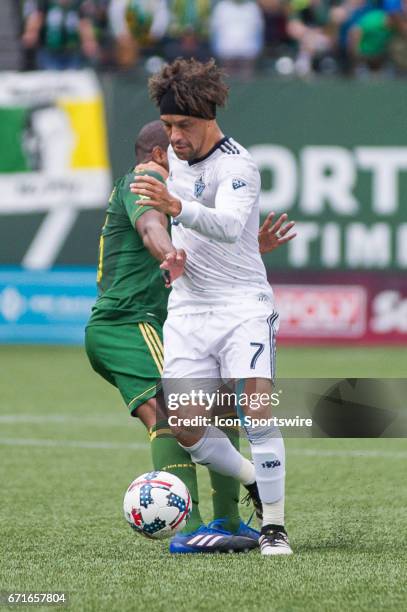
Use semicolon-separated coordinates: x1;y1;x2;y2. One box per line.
0;437;147;450
0;436;405;458
0;414;130;426
292;448;407;459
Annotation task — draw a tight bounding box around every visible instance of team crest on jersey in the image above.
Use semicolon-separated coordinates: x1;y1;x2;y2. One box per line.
194;175;206;198
232;178;247;190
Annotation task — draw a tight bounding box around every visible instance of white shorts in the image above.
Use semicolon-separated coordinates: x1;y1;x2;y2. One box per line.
163;307;279;381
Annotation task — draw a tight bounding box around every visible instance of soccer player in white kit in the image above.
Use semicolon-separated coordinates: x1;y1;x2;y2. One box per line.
132;58;293;555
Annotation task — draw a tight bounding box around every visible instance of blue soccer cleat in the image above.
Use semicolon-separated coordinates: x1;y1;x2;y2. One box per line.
169;523;257;554
207;518;260;542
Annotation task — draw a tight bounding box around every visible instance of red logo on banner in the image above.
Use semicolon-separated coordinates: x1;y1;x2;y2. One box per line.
275;285;367;338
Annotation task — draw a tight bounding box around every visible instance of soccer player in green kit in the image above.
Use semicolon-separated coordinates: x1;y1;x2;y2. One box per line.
85;120;296;554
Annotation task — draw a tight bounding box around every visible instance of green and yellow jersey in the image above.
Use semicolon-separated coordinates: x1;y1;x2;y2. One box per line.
87;169;169;328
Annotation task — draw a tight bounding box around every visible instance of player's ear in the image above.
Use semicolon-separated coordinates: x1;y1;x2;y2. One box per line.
152;145;166;166
151;145;161;162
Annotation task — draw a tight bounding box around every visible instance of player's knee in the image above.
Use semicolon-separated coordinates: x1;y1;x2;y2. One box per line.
167;418;184;440
241;379;274;423
169;422;204;449
245;423;282;446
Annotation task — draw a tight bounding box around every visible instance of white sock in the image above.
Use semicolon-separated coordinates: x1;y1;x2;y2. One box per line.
181;426;255;485
262;497;285;528
246;425;286;527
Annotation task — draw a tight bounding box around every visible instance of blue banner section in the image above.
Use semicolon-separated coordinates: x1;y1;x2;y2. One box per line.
0;268;97;344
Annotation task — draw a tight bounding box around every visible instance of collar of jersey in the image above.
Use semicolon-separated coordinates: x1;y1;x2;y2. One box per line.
187;136;229;166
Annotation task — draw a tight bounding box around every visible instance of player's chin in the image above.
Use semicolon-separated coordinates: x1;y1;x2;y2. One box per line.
173;146;192;160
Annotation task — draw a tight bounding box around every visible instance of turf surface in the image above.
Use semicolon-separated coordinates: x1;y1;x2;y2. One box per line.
1;346;406;611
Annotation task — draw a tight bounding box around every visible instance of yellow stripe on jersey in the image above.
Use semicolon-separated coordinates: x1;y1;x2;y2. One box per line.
108;187;116;203
139;323;163;373
144;323;164;359
96;235;104;283
96;214;109;283
143;324;164;365
128;383;158;410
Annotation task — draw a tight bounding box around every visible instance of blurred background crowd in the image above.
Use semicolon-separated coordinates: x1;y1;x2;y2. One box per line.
3;0;407;77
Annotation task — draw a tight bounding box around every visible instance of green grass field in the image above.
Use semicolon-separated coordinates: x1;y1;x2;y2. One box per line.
1;346;406;612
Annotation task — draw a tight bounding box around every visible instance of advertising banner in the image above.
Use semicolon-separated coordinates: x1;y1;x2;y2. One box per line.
271;272;407;345
1;76;406;272
0;70;111;269
0;267;405;345
0;268;96;343
0;75;405;345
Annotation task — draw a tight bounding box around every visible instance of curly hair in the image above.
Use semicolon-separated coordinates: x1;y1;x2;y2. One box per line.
148;58;229;119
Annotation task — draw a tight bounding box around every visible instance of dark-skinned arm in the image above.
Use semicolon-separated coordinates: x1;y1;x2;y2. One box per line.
135;209;186;286
135;209;174;262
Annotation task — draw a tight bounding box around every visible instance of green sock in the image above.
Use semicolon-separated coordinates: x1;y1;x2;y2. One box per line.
209;422;241;533
149;420;203;533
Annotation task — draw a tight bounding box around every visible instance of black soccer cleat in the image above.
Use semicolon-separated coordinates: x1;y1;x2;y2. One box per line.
241;482;263;523
169;524;258;554
259;524;293;556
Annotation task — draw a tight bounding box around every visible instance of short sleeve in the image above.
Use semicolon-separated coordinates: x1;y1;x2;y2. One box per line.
121;170;166;227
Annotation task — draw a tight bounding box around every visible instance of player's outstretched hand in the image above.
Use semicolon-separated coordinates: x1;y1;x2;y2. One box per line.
134;161;168;181
130;175;181;217
160;249;186;287
258;212;297;254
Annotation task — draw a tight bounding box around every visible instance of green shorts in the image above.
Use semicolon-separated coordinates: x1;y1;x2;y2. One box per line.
85;321;163;414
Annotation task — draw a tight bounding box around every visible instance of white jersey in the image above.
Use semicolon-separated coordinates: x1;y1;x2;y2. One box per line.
167;136;273;314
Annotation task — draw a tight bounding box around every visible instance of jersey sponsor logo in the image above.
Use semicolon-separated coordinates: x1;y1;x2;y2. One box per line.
232;178;247;190
194;175;206;198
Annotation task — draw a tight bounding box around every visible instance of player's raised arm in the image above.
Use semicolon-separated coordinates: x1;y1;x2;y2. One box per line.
177;159;259;243
131;157;259;243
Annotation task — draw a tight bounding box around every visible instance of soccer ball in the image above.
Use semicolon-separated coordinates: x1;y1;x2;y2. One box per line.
123;471;192;539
